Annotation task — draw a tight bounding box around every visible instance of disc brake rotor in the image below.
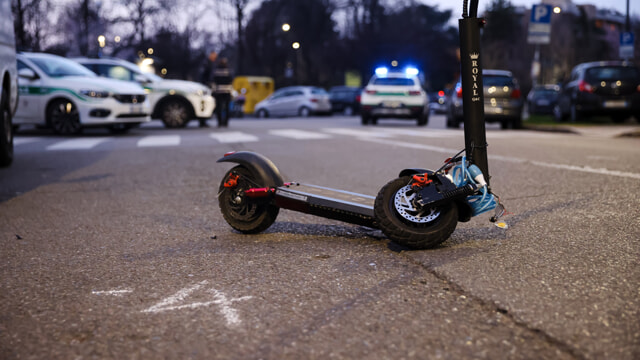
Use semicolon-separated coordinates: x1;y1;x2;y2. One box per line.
394;185;440;223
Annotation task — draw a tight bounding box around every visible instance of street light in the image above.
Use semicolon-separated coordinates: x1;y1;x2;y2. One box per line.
97;35;106;58
292;41;300;50
282;23;291;32
553;7;561;14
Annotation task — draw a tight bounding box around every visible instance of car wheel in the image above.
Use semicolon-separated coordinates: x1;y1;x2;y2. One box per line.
417;113;429;126
299;107;311;117
161;99;190;128
512;116;523;129
343;106;354;116
256;109;268;118
48;99;81;135
0;88;14;167
361;113;370;125
371;117;378;125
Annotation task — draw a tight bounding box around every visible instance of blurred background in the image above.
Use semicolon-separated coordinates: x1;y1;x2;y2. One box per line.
10;0;640;95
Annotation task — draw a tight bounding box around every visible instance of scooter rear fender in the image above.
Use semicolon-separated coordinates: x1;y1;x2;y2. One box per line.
217;151;284;188
397;168;473;223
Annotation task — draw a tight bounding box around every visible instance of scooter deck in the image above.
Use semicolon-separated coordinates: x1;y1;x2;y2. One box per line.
274;183;377;228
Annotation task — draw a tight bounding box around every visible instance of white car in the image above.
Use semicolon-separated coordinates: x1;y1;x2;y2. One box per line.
74;57;215;128
360;67;429;126
15;52;150;134
254;86;331;118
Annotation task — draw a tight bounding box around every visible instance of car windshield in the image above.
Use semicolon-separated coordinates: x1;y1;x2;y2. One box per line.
28;56;97;78
373;77;415;86
484;75;514;87
585;66;640;82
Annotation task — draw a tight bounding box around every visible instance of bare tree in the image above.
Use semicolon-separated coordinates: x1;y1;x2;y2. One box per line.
109;0;171;49
11;0;52;51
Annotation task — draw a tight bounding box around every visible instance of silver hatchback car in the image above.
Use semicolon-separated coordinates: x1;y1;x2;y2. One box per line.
254;86;331;118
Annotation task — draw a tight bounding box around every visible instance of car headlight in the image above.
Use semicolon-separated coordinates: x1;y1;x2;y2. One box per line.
80;90;111;98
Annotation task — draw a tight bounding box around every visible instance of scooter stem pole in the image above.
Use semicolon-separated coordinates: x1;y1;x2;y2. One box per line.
459;15;490;186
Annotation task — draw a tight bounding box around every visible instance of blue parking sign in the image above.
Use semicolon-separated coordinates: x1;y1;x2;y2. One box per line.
620;32;634;59
528;5;552;44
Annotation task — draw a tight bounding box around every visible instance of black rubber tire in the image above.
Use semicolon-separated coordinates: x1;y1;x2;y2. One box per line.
417;112;429;126
161;99;190;128
374;176;458;249
0;88;13;167
48;99;81;135
218;166;279;234
256;109;268;118
299;107;311;117
361;114;369;125
570;103;581;123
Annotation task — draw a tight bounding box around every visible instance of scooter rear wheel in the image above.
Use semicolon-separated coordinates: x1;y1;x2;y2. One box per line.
218;166;279;233
374;176;458;249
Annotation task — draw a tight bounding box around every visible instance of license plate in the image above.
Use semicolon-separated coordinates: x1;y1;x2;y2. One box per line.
536;99;550;106
130;104;144;113
382;101;401;108
603;100;627;108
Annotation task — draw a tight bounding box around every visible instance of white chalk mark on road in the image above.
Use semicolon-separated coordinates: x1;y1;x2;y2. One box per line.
92;289;133;296
141;280;252;326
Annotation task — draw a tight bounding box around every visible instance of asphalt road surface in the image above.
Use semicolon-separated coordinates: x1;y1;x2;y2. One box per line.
1;114;639;359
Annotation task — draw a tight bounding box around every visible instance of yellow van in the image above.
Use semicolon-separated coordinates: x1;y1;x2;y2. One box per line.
231;76;274;114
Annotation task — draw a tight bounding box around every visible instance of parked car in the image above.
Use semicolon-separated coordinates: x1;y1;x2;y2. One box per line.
74;57;215;128
446;69;523;129
553;61;640;123
360;67;429;126
254;86;331;118
0;0;18;167
329;86;361;115
15;53;150;135
527;84;560;115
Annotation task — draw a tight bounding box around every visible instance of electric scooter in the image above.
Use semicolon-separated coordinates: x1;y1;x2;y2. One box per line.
215;0;506;249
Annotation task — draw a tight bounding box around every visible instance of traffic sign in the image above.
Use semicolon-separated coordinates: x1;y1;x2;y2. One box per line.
620;32;635;59
528;4;552;44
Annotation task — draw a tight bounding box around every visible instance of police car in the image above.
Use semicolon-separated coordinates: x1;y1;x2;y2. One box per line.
75;57;215;128
15;52;150;134
360;66;429;126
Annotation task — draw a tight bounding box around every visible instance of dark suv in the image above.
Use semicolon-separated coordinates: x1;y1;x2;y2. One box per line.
553;61;640;123
446;69;523;129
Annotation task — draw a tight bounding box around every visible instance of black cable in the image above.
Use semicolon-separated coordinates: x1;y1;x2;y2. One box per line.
470;0;479;18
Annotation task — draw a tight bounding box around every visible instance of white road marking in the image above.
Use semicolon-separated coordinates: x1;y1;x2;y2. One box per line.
359;137;640;180
141;280;252;326
46;138;109;151
137;135;181;147
322;128;394;138
210;131;259;143
375;128;459;138
92;289;133;296
269;129;332;139
14;137;40;146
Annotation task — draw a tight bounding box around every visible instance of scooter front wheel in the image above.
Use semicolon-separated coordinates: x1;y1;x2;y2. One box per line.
374;176;458;249
218;166;279;233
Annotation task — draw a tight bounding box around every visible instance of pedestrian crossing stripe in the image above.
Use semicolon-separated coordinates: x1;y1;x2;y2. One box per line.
138;135;181;147
209;132;259;143
268;129;332;139
46;138;109;151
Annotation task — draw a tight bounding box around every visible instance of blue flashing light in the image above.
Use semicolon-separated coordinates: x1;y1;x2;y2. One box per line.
405;67;419;76
375;67;388;76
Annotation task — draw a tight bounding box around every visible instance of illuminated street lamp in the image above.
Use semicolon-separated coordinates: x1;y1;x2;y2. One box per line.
282;23;291;32
97;35;106;58
553;7;561;14
147;48;154;55
292;41;300;50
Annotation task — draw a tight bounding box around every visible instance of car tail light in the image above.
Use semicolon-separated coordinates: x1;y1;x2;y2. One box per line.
456;86;463;98
365;89;377;95
510;89;521;99
356;94;361;103
310;98;318;103
438;90;445;97
408;90;421;96
578;80;594;93
637;84;640;92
